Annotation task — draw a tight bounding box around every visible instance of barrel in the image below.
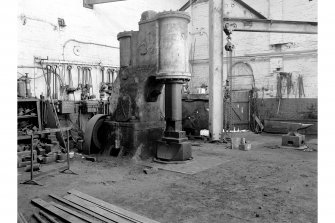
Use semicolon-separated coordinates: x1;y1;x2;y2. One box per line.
17;80;26;97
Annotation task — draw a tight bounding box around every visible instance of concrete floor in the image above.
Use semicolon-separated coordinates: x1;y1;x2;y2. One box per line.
18;132;317;223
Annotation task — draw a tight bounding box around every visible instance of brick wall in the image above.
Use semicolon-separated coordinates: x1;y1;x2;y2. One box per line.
185;0;318;124
188;0;317;98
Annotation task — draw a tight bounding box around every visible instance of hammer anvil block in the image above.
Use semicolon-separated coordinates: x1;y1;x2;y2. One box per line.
282;132;305;147
156;140;192;161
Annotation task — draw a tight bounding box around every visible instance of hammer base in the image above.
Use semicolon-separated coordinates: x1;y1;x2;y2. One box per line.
156;140;192;161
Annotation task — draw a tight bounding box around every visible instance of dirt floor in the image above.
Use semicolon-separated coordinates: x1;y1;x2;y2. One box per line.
18;132;317;223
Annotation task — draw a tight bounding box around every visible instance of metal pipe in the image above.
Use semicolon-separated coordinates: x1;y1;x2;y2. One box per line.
37;58;119;68
61;39;119;60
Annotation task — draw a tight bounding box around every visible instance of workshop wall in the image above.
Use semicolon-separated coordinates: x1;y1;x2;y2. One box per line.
186;0;318;122
17;0;183;133
18;0;117;99
17;0;183;99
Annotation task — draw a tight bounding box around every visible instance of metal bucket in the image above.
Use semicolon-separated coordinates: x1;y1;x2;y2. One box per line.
231;137;241;150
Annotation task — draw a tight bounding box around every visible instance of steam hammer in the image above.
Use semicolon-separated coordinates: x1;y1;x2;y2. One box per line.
156;80;192;161
155;11;192;161
113;10;192;160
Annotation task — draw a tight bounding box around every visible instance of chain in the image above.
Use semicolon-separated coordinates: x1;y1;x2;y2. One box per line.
224;23;235;140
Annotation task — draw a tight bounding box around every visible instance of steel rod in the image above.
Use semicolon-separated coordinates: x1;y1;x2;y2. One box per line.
30;134;34;180
37;58;119;68
67;130;70;169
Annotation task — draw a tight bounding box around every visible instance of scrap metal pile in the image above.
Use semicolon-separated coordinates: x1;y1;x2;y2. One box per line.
17;132;66;168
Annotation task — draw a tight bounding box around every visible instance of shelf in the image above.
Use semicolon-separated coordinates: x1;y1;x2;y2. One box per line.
17;98;40;102
33;127;72;135
17;135;39;140
17;98;42;135
17;115;37;119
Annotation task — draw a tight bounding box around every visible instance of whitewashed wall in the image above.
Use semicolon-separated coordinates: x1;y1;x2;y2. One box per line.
17;0;185;99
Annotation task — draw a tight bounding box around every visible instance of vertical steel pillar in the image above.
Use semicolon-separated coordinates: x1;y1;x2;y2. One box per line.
165;81;183;132
209;0;224;141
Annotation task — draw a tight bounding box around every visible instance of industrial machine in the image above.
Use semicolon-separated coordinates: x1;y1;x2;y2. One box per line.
84;10;193;161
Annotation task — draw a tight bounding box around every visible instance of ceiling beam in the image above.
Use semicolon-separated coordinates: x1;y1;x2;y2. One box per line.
179;0;198;11
223;17;318;34
179;0;267;20
83;0;126;9
233;0;267;19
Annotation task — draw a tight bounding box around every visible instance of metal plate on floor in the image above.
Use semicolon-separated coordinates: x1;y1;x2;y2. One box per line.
146;155;229;175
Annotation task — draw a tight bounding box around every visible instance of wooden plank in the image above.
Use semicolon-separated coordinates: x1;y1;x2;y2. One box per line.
68;189;160;223
39;211;60;223
63;194;130;223
18;211;29;223
33;213;48;223
67;190;155;223
50;201;101;223
31;198;87;223
49;194;114;223
231;106;242;121
253;114;264;130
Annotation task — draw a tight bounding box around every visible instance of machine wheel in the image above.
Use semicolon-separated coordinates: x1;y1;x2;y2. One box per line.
83;114;107;155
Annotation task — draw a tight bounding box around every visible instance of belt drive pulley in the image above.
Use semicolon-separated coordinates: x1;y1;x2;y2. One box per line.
83;114;107;155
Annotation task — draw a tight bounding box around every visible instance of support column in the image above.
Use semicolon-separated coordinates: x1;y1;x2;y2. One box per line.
209;0;224;141
165;82;183;132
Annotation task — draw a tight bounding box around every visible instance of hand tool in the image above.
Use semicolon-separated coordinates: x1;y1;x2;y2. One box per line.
66;65;76;93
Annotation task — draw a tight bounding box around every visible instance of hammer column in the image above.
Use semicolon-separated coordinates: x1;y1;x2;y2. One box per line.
155;11;192;161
